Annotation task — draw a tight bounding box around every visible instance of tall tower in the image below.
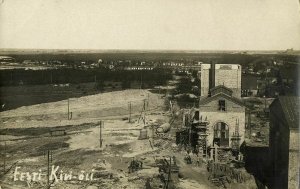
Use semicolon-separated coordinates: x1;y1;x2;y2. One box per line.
214;64;241;98
199;63;242;98
200;64;211;97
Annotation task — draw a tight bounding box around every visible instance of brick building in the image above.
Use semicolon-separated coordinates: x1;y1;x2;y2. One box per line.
269;96;299;189
194;85;245;149
200;63;242;98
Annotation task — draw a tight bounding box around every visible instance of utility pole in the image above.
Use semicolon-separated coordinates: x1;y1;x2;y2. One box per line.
128;102;132;123
143;99;147;125
68;98;70;120
3;141;6;174
147;93;150;111
47;150;50;188
99;121;103;148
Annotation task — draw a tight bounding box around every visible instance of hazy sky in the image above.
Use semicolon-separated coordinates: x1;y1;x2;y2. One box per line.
1;0;300;50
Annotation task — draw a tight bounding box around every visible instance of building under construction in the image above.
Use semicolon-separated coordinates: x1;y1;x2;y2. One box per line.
177;63;245;161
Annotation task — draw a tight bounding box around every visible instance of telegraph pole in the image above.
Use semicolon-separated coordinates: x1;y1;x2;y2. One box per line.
47;150;50;188
99;121;103;148
147;93;150;110
68;98;70;120
3;142;6;174
143;99;146;125
128;102;132;123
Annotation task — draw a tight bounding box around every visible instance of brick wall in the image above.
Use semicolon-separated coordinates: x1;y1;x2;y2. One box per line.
215;68;241;98
199;96;245;148
200;68;210;97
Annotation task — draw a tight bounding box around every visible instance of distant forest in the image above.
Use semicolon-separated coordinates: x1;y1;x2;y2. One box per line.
0;68;173;87
1;51;299;65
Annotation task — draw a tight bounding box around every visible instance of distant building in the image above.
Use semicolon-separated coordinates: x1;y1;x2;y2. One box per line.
200;63;242;98
194;85;245;149
0;56;15;63
269;96;299;189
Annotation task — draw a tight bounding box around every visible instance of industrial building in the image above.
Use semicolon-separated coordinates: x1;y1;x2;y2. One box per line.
199;63;242;98
195;85;245;149
269;96;299;189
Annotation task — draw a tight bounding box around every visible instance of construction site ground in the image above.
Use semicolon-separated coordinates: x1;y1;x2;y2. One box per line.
1;89;256;189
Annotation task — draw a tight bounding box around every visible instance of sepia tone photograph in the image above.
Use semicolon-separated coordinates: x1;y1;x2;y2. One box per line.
0;0;299;189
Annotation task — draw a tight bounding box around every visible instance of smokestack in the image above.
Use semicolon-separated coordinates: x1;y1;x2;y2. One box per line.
209;61;215;94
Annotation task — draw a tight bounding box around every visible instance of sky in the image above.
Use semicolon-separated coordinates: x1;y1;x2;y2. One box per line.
1;0;300;51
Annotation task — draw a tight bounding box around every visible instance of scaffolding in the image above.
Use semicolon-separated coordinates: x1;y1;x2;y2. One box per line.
231;119;241;152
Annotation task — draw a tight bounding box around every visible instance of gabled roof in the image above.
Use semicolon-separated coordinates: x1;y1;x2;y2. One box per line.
271;96;299;129
199;91;245;107
210;85;233;97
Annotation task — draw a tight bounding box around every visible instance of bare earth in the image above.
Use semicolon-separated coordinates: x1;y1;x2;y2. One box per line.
0;89;256;189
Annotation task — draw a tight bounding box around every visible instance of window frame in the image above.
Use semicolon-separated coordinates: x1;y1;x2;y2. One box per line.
218;99;226;111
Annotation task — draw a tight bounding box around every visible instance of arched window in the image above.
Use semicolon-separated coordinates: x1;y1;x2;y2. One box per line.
213;122;229;146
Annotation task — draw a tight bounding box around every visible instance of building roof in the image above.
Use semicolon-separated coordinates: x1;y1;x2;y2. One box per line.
210;85;233;96
199;85;245;107
278;96;299;129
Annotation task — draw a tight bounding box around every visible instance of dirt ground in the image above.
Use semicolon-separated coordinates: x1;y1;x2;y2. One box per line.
0;90;257;189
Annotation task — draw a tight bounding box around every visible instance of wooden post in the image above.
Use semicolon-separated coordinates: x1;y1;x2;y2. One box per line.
47;150;50;188
128;102;132;123
100;121;103;148
147;93;150;110
68;98;70;120
3;141;6;174
143;99;146;125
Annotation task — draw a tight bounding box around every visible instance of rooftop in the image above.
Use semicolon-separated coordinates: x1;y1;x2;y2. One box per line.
278;96;299;129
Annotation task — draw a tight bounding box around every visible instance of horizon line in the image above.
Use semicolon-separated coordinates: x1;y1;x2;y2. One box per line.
0;48;299;53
